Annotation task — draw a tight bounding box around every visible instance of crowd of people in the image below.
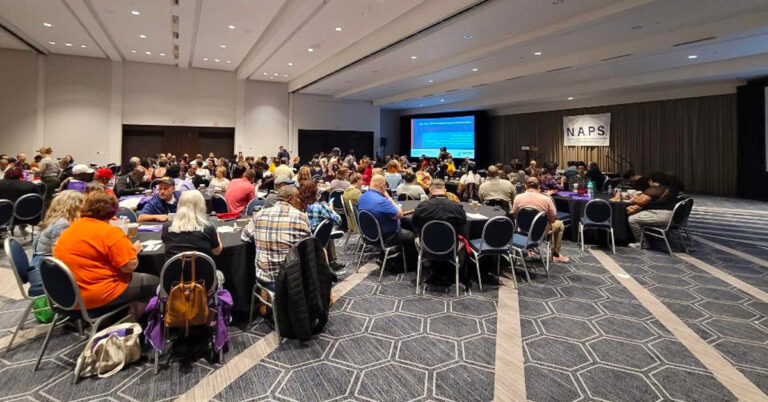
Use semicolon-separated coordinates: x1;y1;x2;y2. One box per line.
1;144;684;322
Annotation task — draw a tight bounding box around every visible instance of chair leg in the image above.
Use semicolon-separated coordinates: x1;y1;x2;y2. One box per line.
6;301;33;352
248;287;256;326
639;230;645;249
496;256;501;278
401;250;407;274
580;224;584;251
154;349;160;375
663;232;673;256
610;229;616;254
415;254;422;295
519;250;531;282
507;253;517;289
356;244;367;272
455;261;460;298
34;314;59;371
476;256;483;292
379;249;390;282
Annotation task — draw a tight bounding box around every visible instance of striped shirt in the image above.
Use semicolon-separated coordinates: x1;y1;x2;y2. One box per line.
240;200;311;282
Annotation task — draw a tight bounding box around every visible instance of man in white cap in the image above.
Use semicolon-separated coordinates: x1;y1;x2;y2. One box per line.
59;164;94;192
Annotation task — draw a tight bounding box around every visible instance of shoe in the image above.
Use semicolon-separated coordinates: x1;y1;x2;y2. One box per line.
553;255;570;263
329;261;347;271
628;242;642;248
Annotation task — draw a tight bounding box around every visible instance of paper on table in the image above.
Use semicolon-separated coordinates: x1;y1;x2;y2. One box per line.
141;240;162;246
217;226;235;233
466;212;488;220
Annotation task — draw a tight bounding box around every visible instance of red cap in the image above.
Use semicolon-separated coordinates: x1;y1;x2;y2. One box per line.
96;168;114;179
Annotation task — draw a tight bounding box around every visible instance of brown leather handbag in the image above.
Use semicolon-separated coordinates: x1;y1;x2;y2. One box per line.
164;254;208;336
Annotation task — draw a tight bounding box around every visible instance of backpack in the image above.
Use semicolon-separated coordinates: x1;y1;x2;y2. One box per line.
164;254;208;335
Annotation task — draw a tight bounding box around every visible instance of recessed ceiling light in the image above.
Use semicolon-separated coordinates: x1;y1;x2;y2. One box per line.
214;58;220;62
427;80;434;83
139;34;147;39
228;25;236;30
80;44;87;48
307;48;314;52
688;55;698;59
48;41;55;45
145;51;152;55
219;44;227;48
269;77;274;79
65;43;72;47
410;56;418;60
226;60;231;64
440;99;445;102
273;73;279;76
160;52;166;56
131;50;137;53
43;22;52;28
288;62;293;66
464;34;473;39
335;27;342;32
568;97;574;100
283;74;288;77
534;51;542;56
203;57;209;61
471;68;478;72
263;72;268;75
131;10;140;15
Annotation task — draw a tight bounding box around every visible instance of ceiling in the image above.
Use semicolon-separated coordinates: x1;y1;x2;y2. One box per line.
2;0;768;113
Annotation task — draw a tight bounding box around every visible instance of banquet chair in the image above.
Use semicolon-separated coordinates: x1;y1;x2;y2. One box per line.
640;199;693;255
245;198;265;216
578;199;615;253
510;211;550;281
211;194;229;214
11;194;44;240
397;193;415;201
36;257;133;381
0;199;13;236
514;207;540;235
156;252;222;373
313;219;333;248
416;221;463;296
329;190;347;231
344;199;361;252
469;216;513;288
356;210;407;281
4;238;50;352
116;208;137;222
483;198;510;213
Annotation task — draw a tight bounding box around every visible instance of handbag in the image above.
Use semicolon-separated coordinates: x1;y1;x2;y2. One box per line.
164;254;208;336
32;295;54;324
74;322;141;378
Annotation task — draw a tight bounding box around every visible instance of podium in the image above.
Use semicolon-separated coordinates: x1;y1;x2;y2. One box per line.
522;146;538;166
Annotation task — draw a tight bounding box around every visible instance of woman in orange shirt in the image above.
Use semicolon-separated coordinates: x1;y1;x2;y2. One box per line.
54;191;159;316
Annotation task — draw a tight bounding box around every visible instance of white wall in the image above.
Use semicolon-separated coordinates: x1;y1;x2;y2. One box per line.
0;49;40;156
241;80;289;156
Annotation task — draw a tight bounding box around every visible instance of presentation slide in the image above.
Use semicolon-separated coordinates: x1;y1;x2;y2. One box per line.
410;115;475;158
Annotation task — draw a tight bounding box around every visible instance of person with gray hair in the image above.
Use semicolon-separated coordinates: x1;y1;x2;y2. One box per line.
241;184;311;286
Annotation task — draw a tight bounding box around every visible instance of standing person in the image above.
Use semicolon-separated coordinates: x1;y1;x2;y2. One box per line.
358;175;416;268
37;146;61;203
277;146;290;161
512;178;569;263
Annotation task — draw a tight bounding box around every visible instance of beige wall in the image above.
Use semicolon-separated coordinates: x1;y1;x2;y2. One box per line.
242;80;289;156
0;49;40;156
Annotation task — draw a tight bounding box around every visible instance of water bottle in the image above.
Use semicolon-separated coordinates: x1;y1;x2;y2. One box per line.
587;179;595;199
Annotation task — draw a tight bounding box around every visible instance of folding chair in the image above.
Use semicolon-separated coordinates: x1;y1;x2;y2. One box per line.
356;210;407;281
245;198;265;216
510;212;550;282
469;216;514;288
116;208;138;223
640;199;694;255
211;194;229;214
579;199;615;253
416;221;463;296
3;238;49;351
11;194;44;239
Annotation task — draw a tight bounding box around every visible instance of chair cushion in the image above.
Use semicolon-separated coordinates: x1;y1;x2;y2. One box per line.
580;216;610;228
511;233;538;250
556;211;571;221
330;230;345;239
469;239;508;254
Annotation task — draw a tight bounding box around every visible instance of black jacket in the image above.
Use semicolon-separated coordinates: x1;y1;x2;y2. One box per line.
274;237;337;341
412;195;467;237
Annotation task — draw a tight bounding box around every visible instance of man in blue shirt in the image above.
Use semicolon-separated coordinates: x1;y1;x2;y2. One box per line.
137;177;180;222
358;175;416;269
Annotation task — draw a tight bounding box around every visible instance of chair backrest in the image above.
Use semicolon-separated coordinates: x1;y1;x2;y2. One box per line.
13;193;44;222
528;212;549;244
313;219;333;248
116;208;137;223
211;194;229;214
668;199;693;230
420;221;457;261
357;210;384;247
584;199;612;224
246;198;265;216
397;193;414;201
40;257;82;311
160;251;218;297
480;216;515;249
346;199;359;233
4;238;31;299
483;198;509;212
329;191;345;214
0;199;13;228
515;207;540;234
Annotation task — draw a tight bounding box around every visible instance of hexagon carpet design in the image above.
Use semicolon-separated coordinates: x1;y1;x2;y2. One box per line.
0;196;766;401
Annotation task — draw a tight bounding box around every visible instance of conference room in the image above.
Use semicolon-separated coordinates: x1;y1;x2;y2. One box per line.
1;0;768;401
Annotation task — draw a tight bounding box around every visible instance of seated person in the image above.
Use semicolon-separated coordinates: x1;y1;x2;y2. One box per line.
343;173;364;232
478;165;515;209
539;162;562;192
384;160;403;190
512;177;569;263
53;190;158;316
137;178;180;222
209;166;230;193
224;166;256;214
396;171;427;200
358;175;416;267
627;172;679;248
114;162;145;197
59;164;94;192
264;176;294;209
412;179;467;240
93;168;115;196
567;162;588;191
240;186;311;287
162;190;222;260
328;167;351;192
298;180;345;271
0;166;40;203
27;190;84;296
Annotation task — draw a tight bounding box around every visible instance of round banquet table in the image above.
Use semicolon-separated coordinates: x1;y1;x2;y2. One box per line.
551;191;634;245
398;200;507;239
135;218;255;319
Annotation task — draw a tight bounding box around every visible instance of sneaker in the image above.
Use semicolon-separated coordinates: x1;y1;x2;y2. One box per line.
329;261;347;271
628;242;642;249
553;255;570;263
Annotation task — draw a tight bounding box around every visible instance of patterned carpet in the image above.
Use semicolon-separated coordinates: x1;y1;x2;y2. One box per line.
0;194;765;401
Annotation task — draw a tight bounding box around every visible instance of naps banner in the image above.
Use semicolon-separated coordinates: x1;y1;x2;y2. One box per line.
563;113;610;146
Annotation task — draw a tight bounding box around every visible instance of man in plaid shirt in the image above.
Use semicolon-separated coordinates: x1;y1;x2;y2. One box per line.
241;185;311;286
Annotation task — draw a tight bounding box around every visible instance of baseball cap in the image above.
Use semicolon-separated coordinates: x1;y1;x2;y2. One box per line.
95;168;113;179
72;164;94;175
156;177;175;187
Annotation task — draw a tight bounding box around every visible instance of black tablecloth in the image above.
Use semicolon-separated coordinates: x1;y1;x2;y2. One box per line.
399;200;507;239
136;219;255;317
552;193;633;244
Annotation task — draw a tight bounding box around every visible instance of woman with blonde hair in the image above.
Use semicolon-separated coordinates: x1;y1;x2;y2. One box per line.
27;190;84;296
161;190;222;260
209;166;230;192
